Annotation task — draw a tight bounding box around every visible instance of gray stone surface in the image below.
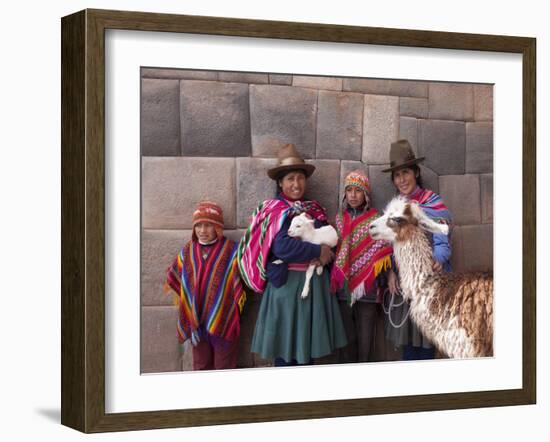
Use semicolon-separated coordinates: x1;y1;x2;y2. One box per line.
399;117;419;155
218;72;269;84
400;97;428;119
419;165;439;194
142;229;190;306
304;159;341;221
316;91;363;160
418;119;466;175
236;157;279;227
141;306;181;373
181;340;193;371
466;122;493;174
368;165;397;211
343;78;428;98
461;224;493;272
142;157;236;229
362;95;399;165
428;83;474;121
269;74;293;85
339;161;368;206
481;174;493;224
439;174;481;225
474;84;494;121
141;79;181;156
180;80;251;156
250;85;318;158
141;68;218;81
293;75;343;91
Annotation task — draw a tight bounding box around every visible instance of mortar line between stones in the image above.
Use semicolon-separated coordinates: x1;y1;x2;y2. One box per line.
314;89;319;159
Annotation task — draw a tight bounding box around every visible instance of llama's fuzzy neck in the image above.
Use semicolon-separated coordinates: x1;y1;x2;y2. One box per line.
393;228;434;300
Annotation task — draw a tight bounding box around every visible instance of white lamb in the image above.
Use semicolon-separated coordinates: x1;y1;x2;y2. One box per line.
286;212;338;299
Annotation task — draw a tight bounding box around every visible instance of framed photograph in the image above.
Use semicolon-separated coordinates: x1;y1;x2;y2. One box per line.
61;9;536;433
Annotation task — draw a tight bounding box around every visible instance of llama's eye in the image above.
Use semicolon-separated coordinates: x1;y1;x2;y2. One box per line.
389;216;405;225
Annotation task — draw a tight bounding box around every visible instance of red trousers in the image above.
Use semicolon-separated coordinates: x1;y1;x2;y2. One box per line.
192;337;239;370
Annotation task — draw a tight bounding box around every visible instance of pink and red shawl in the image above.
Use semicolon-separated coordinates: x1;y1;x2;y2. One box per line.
237;194;327;293
330;208;393;304
165;237;246;345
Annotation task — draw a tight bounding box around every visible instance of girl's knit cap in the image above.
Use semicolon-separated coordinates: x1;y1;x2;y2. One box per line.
192;201;224;239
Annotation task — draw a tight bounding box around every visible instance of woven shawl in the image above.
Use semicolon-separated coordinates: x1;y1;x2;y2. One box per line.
330;208;393;304
238;194;327;293
165;237;246;345
408;187;453;226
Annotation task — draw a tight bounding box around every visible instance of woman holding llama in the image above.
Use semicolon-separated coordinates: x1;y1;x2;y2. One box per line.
238;143;347;367
329;170;393;363
383;139;453;361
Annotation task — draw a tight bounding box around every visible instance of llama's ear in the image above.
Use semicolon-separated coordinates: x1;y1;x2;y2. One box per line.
410;202;449;235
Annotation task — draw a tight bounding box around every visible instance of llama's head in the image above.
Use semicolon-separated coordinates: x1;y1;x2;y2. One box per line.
369;196;449;243
288;212;314;238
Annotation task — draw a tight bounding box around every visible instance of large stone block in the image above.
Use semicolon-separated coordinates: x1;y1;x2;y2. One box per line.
250;85;318;158
481;174;493;224
141;306;181;373
458;225;494;272
474;84;494;121
362;95;399;165
236;158;278;228
439;175;481;225
218;72;269;84
304;159;341;221
343;78;428;98
180;80;251;156
142;157;236;229
466;122;493;174
399;97;428;119
368;165;397;211
316;91;363;160
142;229;191;306
292;75;343;91
399;117;419;154
141;79;180;156
418;119;466;175
269;74;292;85
428;83;474;121
419;165;439;194
141;68;218;81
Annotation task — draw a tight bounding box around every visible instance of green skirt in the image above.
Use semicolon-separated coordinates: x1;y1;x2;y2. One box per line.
250;270;348;364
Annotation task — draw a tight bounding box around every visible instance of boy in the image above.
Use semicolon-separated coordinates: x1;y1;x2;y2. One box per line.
165;201;246;370
329;171;393;363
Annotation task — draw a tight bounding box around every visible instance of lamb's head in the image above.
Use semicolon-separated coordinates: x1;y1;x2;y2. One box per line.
369;196;449;244
288;212;314;239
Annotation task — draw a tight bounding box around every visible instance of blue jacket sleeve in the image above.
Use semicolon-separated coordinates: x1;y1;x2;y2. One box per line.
271;218;322;262
432;232;452;270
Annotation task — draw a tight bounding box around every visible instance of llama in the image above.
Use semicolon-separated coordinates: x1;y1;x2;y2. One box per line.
368;196;493;359
284;212;338;299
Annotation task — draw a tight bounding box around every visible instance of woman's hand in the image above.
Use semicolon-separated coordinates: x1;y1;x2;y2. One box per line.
432;261;443;273
388;269;400;295
319;244;335;266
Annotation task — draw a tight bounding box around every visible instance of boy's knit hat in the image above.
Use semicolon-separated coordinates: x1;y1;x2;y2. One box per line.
192;201;224;240
344;170;370;196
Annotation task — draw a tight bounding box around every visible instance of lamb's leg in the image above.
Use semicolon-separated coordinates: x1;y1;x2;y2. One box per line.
301;264;316;299
316;265;323;276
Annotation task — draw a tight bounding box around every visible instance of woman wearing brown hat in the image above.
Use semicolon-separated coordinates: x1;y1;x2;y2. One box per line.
238;143;347;366
383;139;453;360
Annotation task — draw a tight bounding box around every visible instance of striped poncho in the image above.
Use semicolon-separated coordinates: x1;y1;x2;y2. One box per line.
164;237;246;345
330;207;393;305
238;195;327;294
408;186;453;226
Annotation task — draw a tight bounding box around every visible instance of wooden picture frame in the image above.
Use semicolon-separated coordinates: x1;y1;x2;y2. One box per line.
61;8;536;433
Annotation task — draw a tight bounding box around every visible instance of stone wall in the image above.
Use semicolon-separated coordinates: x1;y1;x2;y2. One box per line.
140;68;493;373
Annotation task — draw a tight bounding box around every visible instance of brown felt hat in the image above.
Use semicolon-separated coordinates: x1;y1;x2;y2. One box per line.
382;139;425;173
267;143;316;180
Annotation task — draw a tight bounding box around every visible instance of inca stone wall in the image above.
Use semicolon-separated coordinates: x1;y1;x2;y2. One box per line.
140;68;493;373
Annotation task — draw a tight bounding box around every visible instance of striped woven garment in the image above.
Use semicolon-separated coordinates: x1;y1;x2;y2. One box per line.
408;187;453;226
165;237;246;345
330;207;393;304
238;194;327;293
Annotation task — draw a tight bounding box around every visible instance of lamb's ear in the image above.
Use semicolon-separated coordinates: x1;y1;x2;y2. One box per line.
410;202;449;235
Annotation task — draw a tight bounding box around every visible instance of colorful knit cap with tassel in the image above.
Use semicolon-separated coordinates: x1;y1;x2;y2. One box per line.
192;201;224;240
344;170;370;196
